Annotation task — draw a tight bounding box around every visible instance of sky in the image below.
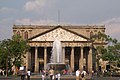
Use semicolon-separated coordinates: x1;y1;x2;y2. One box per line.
0;0;120;41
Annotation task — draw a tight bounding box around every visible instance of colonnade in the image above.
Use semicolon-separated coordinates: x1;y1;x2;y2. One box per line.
26;46;93;73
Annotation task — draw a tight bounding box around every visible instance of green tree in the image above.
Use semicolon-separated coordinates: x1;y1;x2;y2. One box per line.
10;35;30;67
0;35;30;76
0;39;12;76
91;32;120;71
102;41;120;66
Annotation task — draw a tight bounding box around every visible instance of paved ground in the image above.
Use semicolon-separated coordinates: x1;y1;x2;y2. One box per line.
0;75;120;80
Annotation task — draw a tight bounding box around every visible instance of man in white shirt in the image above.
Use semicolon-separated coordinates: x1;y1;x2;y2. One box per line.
76;69;80;80
27;69;31;80
57;72;60;80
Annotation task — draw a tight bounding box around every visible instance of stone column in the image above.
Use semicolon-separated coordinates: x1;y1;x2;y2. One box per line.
62;47;65;63
70;47;74;71
79;47;83;70
35;47;39;73
88;47;92;73
44;47;47;70
26;51;31;71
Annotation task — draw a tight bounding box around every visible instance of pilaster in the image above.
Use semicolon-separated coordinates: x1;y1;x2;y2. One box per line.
26;51;31;71
20;30;24;39
28;30;32;38
62;47;65;63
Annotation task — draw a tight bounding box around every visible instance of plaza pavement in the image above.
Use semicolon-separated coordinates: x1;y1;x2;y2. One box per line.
0;75;120;80
30;75;120;80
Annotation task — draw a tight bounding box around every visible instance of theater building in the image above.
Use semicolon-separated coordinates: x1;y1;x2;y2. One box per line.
13;25;106;73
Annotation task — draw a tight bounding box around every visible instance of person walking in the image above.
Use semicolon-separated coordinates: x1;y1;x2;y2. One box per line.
91;70;94;79
81;70;87;80
49;68;54;80
42;70;45;80
57;72;60;80
76;69;80;80
27;69;31;80
55;73;58;80
18;66;27;80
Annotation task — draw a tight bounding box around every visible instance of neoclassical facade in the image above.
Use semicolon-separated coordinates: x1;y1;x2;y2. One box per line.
13;25;106;73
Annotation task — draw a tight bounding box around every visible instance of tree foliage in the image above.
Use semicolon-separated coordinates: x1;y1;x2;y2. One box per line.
0;35;30;70
91;32;120;67
10;35;30;67
0;39;11;69
102;42;120;64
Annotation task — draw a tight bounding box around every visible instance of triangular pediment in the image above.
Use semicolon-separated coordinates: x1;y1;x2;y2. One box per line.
29;26;90;41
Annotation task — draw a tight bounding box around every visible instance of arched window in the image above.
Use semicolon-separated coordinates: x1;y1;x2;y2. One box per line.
17;31;20;35
24;31;28;39
90;31;93;38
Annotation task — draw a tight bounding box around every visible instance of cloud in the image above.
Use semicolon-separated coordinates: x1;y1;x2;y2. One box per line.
0;7;16;13
24;0;47;11
101;17;120;25
15;18;56;25
100;17;120;40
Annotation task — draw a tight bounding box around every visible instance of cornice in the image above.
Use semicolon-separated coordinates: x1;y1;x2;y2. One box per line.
13;24;105;29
